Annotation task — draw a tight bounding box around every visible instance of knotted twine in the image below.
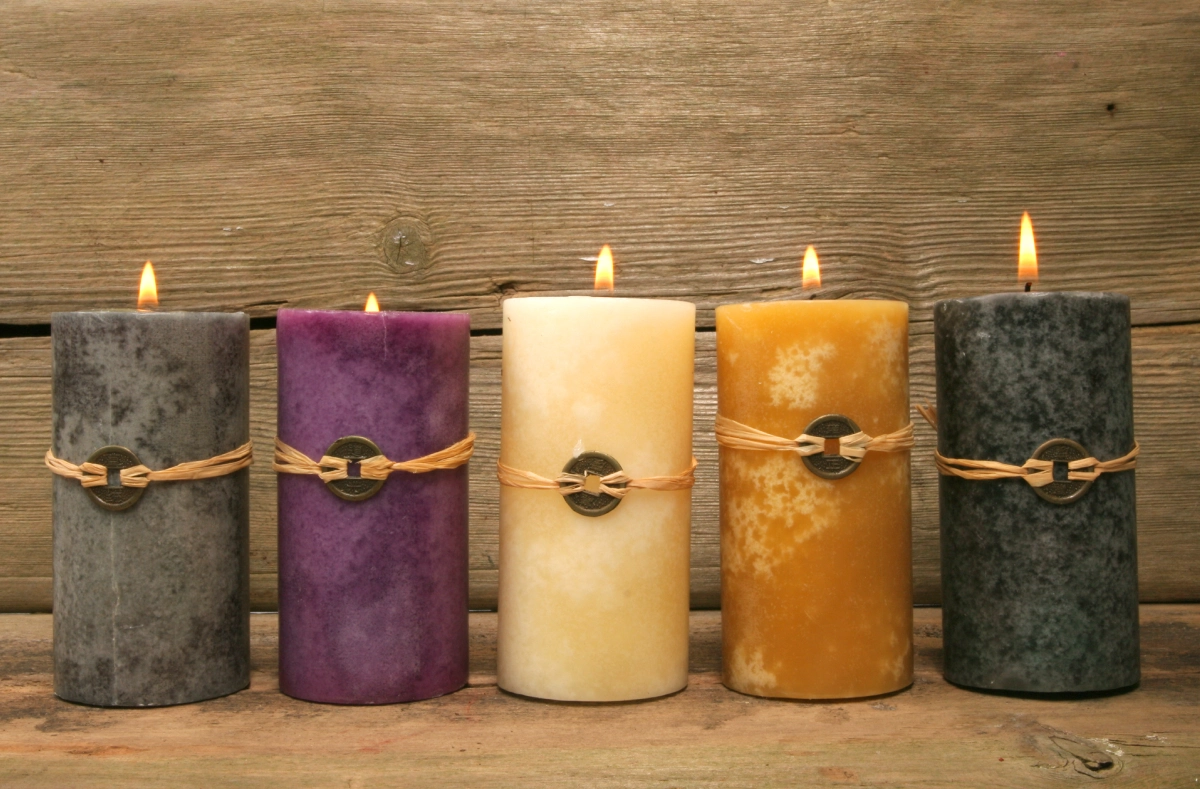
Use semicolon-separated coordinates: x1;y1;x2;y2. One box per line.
45;442;254;488
714;414;914;461
916;403;1138;488
496;456;698;500
273;433;475;481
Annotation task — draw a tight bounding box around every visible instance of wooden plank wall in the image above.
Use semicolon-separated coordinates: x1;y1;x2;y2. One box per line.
1;0;1198;611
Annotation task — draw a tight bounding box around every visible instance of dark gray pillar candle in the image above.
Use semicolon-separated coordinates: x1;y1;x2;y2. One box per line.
934;292;1139;693
52;311;250;707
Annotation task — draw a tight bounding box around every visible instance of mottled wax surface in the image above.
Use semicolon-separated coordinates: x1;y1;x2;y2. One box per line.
718;300;912;699
498;297;695;702
277;309;469;704
52;311;250;707
935;292;1139;693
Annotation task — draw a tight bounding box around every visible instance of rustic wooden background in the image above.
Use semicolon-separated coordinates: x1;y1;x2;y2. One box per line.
1;0;1198;612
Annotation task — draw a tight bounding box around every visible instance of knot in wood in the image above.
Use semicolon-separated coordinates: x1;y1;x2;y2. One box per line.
380;216;432;278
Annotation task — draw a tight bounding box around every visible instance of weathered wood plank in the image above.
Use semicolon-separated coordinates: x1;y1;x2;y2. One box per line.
0;607;1196;787
2;323;1197;612
1;1;1199;328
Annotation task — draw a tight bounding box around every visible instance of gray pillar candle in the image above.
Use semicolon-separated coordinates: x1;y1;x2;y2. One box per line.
934;292;1139;693
52;311;250;707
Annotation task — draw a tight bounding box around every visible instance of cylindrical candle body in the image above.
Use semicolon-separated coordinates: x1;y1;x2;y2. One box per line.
498;297;695;701
277;309;470;704
717;300;913;699
934;292;1139;693
52;311;250;707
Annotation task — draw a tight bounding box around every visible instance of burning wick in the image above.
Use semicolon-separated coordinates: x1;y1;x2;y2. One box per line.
364;292;380;312
137;261;158;312
594;245;614;293
1018;211;1038;292
801;246;821;291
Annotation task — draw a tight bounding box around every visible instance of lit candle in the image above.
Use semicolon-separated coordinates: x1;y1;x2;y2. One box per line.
717;247;913;699
275;295;471;704
50;263;251;707
934;214;1139;693
497;247;695;701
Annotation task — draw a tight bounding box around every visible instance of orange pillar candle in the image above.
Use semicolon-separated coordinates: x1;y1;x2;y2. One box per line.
717;259;912;699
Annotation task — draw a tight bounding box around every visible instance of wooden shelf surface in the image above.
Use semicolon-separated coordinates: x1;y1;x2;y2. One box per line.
1;606;1197;787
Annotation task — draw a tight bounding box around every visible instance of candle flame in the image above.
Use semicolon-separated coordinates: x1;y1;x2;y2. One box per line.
594;244;614;292
1018;212;1038;287
364;292;380;312
801;246;821;290
137;261;158;311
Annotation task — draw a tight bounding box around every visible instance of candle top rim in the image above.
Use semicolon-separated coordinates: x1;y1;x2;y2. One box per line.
277;307;470;318
718;298;909;308
502;295;696;307
52;310;247;318
936;291;1129;306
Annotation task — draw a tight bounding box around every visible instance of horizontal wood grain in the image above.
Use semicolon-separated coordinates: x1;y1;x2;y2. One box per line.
0;607;1197;787
1;1;1199;328
1;322;1196;612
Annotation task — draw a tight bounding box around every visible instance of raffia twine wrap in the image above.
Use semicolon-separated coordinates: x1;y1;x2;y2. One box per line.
714;414;914;461
273;433;475;482
915;403;1138;488
45;442;254;488
496;457;698;500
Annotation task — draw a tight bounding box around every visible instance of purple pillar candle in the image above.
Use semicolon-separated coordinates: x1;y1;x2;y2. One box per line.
276;308;470;704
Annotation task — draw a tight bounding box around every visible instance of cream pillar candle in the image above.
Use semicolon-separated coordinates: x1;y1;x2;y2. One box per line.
498;296;695;701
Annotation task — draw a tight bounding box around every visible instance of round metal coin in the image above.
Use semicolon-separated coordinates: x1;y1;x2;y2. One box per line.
1031;437;1093;505
324;436;385;502
800;414;863;480
85;445;145;512
561;452;625;517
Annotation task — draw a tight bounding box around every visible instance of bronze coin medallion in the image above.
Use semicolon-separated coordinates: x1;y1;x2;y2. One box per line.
561;451;625;517
324;436;385;502
1031;438;1094;505
800;414;863;480
85;445;145;511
